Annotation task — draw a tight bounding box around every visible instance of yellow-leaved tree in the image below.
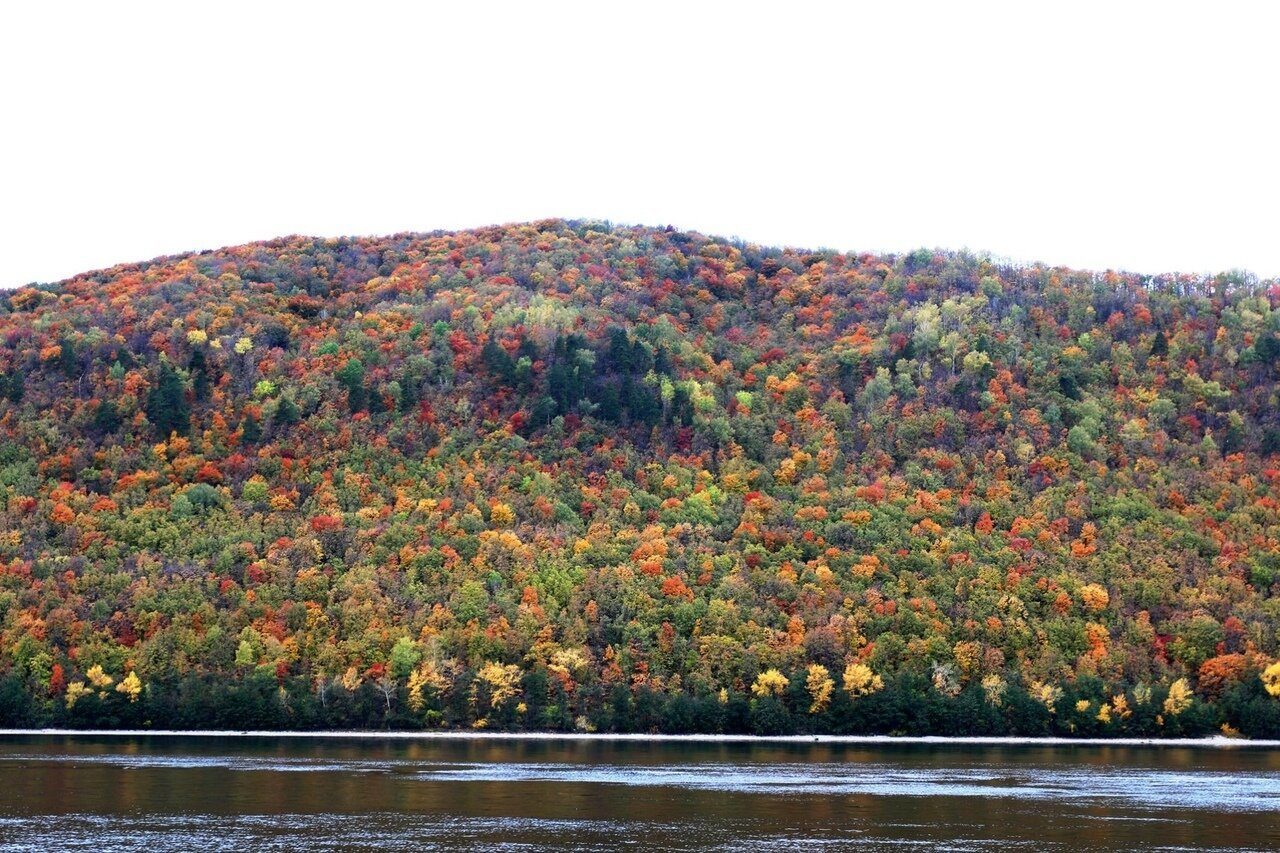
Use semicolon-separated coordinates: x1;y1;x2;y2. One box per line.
407;662;451;713
476;662;522;709
1029;680;1062;714
1261;661;1280;698
65;681;91;710
842;662;884;698
1079;583;1110;612
805;664;833;713
981;674;1007;707
116;671;143;702
751;668;789;698
85;664;113;691
1163;678;1193;717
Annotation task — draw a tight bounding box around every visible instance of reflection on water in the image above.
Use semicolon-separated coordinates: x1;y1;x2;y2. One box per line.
0;736;1277;851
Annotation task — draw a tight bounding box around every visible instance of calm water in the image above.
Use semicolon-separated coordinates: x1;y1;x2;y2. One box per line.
1;735;1278;851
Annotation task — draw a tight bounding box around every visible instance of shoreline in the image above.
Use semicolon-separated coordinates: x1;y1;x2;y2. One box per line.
2;729;1278;748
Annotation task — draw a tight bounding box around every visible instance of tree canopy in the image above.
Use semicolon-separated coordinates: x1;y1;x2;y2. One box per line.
0;219;1278;736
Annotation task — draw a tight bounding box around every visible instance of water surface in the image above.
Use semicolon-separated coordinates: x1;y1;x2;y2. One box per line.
1;734;1277;850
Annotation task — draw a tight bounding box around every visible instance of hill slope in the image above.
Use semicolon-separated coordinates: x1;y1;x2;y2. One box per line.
2;219;1279;735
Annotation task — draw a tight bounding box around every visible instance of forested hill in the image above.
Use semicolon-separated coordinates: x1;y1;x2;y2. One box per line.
2;219;1280;736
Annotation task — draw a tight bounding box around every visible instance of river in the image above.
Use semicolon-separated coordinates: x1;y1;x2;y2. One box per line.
0;734;1277;850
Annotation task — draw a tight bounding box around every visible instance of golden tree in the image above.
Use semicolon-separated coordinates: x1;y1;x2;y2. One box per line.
751;668;789;698
1163;678;1193;717
1260;661;1280;698
476;661;522;708
842;662;884;697
116;672;143;702
805;664;834;713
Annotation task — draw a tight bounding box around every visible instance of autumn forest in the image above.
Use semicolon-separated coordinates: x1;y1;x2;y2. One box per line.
1;219;1279;737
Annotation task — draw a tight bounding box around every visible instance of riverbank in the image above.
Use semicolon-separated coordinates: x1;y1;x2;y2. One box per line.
3;728;1279;747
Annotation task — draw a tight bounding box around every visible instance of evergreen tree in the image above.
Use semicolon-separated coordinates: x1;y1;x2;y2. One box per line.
1151;328;1169;357
189;348;212;402
0;371;22;404
482;339;516;384
240;410;262;444
336;358;367;412
273;394;300;428
92;400;122;435
145;361;189;438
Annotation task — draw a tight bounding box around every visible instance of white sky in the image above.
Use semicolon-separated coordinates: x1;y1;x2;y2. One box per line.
2;1;1277;288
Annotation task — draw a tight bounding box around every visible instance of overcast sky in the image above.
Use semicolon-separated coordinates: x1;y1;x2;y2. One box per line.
2;1;1277;288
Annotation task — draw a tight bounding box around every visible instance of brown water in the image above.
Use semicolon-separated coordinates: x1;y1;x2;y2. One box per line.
1;735;1278;850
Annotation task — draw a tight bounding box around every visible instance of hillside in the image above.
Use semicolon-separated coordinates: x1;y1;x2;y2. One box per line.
1;219;1279;736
